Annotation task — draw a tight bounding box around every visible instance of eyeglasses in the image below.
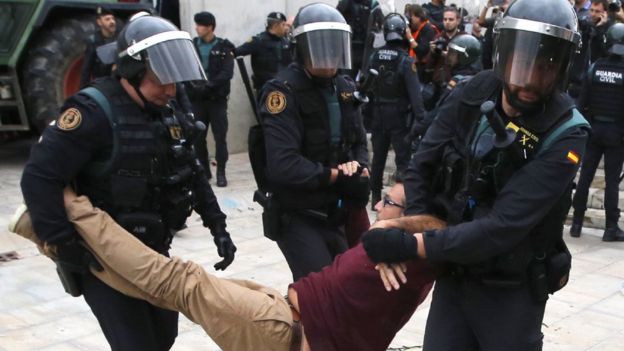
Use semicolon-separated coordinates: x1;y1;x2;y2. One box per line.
383;195;405;209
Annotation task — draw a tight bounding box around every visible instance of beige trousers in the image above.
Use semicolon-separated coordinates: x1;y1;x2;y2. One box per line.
14;196;294;351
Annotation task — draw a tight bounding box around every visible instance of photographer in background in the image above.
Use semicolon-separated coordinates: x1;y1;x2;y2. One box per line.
422;6;465;109
477;0;510;69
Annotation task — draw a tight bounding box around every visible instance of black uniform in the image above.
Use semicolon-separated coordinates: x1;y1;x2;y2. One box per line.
337;0;375;75
187;36;234;172
405;71;589;350
568;5;592;99
572;57;624;229
80;31;116;88
422;2;444;32
368;42;425;191
21;77;228;351
258;63;369;281
234;31;292;91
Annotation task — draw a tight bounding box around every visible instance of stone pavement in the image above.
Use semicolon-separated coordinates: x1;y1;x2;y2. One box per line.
1;137;623;351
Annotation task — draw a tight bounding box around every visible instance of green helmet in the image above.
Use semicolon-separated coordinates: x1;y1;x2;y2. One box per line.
446;34;481;67
607;23;624;56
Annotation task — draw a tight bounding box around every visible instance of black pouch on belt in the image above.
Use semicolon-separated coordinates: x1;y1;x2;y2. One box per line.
116;212;167;251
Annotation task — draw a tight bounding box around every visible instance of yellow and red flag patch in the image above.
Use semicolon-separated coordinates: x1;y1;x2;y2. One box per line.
567;151;580;164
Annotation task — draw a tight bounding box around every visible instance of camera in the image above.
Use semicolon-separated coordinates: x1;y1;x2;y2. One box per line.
433;37;447;54
609;0;621;12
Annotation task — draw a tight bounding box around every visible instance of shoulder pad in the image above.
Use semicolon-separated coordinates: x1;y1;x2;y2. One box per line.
460;70;501;106
219;38;235;50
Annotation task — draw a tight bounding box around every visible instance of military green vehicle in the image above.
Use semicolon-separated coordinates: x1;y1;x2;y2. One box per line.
0;0;152;133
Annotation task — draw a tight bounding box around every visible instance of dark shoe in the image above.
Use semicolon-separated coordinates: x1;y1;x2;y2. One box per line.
216;167;227;187
205;166;212;180
569;223;582;238
602;226;624;242
371;191;381;211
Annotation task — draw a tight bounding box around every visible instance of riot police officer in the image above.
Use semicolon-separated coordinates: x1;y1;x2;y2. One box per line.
258;3;370;281
571;23;624;242
235;12;292;91
421;33;482;131
21;13;237;350
337;0;378;76
362;0;590;349
80;6;117;88
367;13;426;209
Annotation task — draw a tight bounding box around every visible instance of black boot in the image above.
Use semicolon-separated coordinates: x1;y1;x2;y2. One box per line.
570;211;584;238
205;164;212;180
216;166;227;187
603;224;624;242
371;190;381;211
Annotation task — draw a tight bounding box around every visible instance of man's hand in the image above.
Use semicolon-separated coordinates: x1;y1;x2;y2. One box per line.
376;262;407;291
362;227;419;263
213;231;237;270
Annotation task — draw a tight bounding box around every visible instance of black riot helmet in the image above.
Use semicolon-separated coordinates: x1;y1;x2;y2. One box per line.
114;12;206;85
292;3;352;70
383;13;408;42
493;0;580;113
606;23;624;56
446;34;481;68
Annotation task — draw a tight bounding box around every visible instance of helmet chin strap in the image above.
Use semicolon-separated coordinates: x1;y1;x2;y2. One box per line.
128;75;168;114
503;84;546;115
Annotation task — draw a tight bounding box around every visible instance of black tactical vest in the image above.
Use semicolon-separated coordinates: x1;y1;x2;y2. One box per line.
434;71;588;277
77;78;194;229
277;67;360;167
342;0;372;45
588;58;624;120
371;46;409;103
272;66;362;210
251;32;291;89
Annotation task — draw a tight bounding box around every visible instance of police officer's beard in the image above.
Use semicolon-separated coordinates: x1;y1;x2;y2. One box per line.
503;84;547;115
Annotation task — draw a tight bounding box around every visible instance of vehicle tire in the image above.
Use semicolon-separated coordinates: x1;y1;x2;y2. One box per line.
21;16;96;132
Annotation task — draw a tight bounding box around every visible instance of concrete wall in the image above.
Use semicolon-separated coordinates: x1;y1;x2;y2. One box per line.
178;0;486;153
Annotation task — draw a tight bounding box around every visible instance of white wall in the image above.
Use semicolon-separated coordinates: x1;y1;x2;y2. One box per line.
178;0;487;153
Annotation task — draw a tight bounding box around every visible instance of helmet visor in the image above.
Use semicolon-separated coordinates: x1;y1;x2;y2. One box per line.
146;39;206;84
296;25;352;70
494;29;575;92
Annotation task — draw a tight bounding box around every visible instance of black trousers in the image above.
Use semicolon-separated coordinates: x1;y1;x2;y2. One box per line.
370;127;410;193
191;97;229;169
81;270;178;351
276;212;348;281
423;276;546;351
572;122;624;224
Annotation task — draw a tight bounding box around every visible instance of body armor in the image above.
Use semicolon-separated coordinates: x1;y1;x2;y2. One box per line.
77;78;195;248
251;32;291;89
588;58;624;121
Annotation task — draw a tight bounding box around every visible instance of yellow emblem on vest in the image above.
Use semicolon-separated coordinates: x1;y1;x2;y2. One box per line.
57;108;82;131
169;126;182;140
340;92;353;101
266;91;287;114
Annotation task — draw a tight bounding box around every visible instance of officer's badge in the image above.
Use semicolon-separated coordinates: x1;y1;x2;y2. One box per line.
266;91;287;114
411;62;418;73
340;92;353;101
57;108;82;131
169;126;182;140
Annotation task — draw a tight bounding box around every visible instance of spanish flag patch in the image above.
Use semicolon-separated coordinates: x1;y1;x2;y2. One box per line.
567;151;580;164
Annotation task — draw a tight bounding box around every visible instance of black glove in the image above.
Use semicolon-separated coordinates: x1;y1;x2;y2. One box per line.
213;231;237;270
336;171;370;207
55;238;103;273
361;228;419;263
